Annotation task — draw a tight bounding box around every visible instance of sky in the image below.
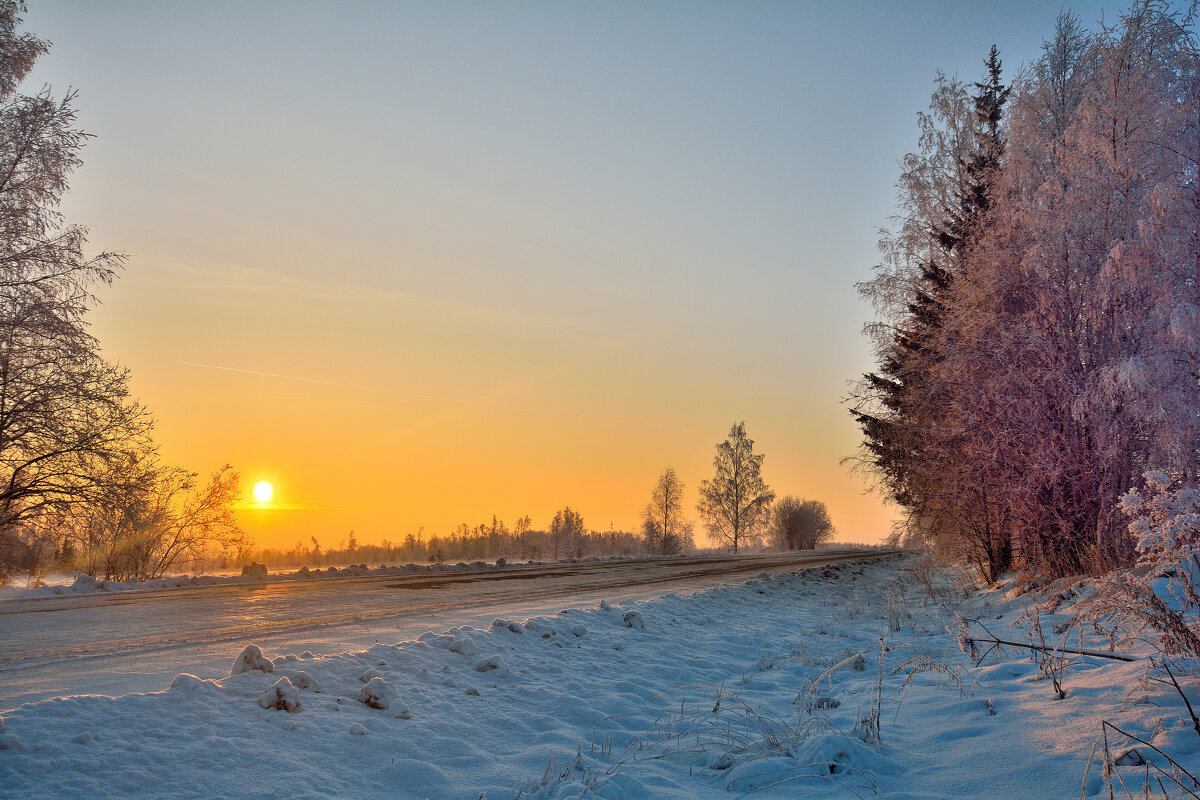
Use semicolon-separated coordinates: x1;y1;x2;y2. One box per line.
21;0;1118;551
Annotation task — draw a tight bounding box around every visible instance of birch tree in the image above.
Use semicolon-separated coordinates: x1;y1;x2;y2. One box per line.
0;1;150;578
697;422;774;554
643;467;693;555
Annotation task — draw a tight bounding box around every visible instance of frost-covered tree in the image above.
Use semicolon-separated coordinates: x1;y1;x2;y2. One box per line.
855;3;1200;579
1084;472;1200;658
643;467;693;555
851;46;1012;575
697;422;774;554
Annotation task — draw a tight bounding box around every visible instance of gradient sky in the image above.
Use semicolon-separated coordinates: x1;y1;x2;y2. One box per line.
22;1;1117;550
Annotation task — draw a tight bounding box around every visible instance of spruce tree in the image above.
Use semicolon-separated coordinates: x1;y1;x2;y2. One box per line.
852;48;1009;547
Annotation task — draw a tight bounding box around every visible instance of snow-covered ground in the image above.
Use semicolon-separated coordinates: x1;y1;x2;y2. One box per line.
0;551;863;709
1;554;1196;799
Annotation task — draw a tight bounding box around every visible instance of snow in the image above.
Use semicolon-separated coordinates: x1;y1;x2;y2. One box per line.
229;644;273;676
2;554;1196;799
292;671;319;692
258;676;302;712
448;636;475;656
1;550;861;710
356;677;401;714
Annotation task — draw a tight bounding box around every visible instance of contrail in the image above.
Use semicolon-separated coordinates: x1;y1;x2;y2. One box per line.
178;362;481;405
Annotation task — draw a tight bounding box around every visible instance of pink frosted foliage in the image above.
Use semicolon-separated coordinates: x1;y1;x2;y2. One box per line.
1122;471;1200;564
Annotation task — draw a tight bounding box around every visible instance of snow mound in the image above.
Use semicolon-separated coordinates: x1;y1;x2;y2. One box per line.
348;722;368;736
258;676;302;712
358;677;401;712
292;671;319;691
240;562;268;580
359;667;384;683
168;673;211;693
721;733;899;793
571;624;586;637
599;599;613;610
473;655;506;672
71;574;98;591
622;610;645;629
491;618;524;634
449;636;476;656
230;644;273;676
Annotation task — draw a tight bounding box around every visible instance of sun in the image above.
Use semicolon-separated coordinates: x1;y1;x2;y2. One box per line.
252;481;274;504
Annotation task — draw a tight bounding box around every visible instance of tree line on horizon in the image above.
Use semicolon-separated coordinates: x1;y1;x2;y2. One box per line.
240;421;836;571
852;2;1200;580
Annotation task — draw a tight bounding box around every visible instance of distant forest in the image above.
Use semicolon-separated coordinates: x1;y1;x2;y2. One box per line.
238;520;647;571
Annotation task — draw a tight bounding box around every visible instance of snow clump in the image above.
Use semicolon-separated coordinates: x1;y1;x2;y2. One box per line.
473;655;506;672
448;636;476;656
358;677;407;716
258;676;302;712
622;610;645;629
169;673;207;692
292;671;319;691
491;618;524;634
230;644;273;676
571;624;586;637
71;574;98;591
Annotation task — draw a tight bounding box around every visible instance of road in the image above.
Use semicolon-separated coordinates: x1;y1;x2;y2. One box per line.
0;549;892;710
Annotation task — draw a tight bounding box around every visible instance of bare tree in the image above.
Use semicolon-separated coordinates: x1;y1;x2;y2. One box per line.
63;450;248;582
697;422;775;554
771;496;834;550
0;2;149;580
643;467;693;555
68;453;246;581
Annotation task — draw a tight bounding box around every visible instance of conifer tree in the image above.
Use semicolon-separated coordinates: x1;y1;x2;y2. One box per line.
852;49;1008;512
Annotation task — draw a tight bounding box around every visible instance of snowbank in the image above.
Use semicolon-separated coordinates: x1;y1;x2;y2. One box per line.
2;555;1192;799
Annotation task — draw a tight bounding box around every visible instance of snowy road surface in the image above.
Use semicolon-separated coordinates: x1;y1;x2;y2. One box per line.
0;549;881;710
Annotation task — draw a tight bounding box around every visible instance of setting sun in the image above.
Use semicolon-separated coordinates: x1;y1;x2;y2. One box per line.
252;481;274;504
